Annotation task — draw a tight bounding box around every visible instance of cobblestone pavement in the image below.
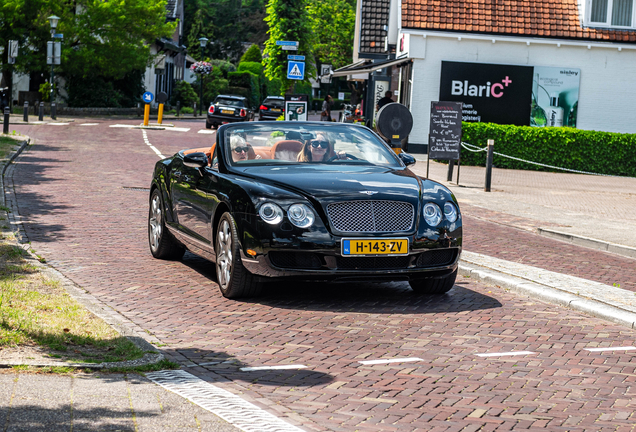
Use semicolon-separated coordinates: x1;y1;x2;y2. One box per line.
6;119;636;431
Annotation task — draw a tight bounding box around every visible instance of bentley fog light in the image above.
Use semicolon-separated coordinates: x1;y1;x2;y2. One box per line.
444;202;458;223
259;202;283;224
288;203;315;228
423;203;442;226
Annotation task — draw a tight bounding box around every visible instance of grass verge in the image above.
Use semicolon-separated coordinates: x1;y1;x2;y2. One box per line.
0;239;146;365
0;135;23;159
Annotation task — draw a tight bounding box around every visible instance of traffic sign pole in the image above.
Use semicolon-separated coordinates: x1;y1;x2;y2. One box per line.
144;104;150;126
141;92;154;126
157;104;164;125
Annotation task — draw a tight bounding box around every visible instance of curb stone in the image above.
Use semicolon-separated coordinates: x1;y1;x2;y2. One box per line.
458;258;636;330
537;227;636;259
0;135;168;370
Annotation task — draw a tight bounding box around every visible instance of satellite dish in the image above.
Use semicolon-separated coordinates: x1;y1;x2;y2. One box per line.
375;102;413;149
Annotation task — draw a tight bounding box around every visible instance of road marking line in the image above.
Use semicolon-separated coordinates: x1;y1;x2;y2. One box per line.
146;370;305;432
48;122;70;125
162;127;190;132
358;357;423;365
79;123;99;126
198;130;215;134
240;364;307;371
142;130;165;159
475;351;535;357
585;346;636;352
109;124;136;128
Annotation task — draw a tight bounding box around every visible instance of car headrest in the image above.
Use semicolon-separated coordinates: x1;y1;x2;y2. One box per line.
271;140;303;161
285;131;302;141
247;144;257;160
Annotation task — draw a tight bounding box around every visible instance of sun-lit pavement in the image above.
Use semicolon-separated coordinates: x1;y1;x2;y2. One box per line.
4;118;636;431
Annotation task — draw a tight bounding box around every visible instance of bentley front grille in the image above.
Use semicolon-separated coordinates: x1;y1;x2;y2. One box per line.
326;200;414;233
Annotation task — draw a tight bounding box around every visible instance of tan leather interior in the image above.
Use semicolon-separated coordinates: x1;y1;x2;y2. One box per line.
182;140;303;163
270;140;304;161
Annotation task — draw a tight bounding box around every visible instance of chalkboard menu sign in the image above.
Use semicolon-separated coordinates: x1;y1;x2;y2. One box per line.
428;101;463;160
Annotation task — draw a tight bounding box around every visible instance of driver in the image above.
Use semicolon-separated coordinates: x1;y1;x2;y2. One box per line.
297;133;345;162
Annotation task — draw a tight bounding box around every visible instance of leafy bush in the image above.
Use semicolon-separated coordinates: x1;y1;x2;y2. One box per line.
238;61;263;77
265;78;282;97
460;122;636;177
65;70;144;107
170;80;198;106
228;71;260;107
226;86;251;101
240;44;263;63
208;60;236;79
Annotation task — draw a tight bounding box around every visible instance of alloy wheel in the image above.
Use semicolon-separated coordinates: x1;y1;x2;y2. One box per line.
149;193;162;252
216;219;233;289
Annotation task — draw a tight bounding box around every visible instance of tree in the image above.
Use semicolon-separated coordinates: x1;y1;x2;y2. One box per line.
308;0;355;69
262;0;315;91
0;0;176;96
62;0;176;79
187;8;214;59
240;44;262;63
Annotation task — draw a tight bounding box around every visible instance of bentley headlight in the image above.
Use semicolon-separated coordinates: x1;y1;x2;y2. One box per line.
444;202;458;223
259;202;284;224
287;203;315;228
423;202;442;226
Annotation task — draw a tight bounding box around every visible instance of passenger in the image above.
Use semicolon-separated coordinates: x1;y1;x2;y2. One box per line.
230;135;260;162
297;133;346;162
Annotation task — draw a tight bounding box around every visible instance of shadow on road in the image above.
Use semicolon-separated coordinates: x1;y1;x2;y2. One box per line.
252;280;502;314
166;348;336;387
180;253;501;314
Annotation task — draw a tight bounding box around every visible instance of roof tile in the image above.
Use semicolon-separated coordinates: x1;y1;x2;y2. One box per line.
402;0;636;42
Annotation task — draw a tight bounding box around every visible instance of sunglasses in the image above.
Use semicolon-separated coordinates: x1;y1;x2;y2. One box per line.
310;140;329;149
232;146;251;153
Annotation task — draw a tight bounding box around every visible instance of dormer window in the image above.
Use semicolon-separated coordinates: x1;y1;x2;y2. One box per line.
589;0;634;27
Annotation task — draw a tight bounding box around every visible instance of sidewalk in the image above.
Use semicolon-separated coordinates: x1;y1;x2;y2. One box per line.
410;156;636;329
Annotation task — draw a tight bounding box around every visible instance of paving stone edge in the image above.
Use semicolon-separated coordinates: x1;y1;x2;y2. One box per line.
537;227;636;259
458;261;636;330
0;135;167;369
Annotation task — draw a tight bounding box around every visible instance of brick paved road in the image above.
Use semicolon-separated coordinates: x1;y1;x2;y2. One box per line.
8;119;636;431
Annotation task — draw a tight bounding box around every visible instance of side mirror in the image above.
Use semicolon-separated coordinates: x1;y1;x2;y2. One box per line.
183;152;209;168
398;152;416;167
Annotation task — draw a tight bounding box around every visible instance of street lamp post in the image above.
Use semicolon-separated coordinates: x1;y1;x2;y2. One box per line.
48;15;60;116
198;37;208;116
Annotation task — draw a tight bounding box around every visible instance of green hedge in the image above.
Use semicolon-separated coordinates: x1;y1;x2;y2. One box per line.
237;61;263;76
460;123;636;177
228;71;260;108
264;78;282;97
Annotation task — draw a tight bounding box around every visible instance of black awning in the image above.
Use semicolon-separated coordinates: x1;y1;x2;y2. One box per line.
329;57;412;78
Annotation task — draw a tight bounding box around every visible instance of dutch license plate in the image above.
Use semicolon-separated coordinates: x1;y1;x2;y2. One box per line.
342;238;409;256
221;109;234;114
271;108;281;112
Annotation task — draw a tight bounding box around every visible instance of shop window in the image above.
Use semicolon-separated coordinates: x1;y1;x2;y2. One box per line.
589;0;634;27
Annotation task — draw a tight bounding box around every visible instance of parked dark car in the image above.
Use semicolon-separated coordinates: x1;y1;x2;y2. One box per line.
206;95;254;129
148;122;462;299
258;96;284;121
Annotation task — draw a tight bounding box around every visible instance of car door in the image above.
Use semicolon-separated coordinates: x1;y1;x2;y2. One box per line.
170;158;215;243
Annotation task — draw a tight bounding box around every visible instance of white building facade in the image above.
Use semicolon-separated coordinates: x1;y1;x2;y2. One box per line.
398;31;636;145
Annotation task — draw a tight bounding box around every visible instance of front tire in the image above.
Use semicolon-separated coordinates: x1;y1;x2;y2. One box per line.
409;269;457;295
148;189;185;260
215;212;262;298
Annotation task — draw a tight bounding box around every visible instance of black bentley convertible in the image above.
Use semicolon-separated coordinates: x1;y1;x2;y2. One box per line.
148;122;462;298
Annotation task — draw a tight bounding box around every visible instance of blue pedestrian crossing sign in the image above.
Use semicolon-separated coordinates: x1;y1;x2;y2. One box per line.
142;91;154;104
287;61;305;80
